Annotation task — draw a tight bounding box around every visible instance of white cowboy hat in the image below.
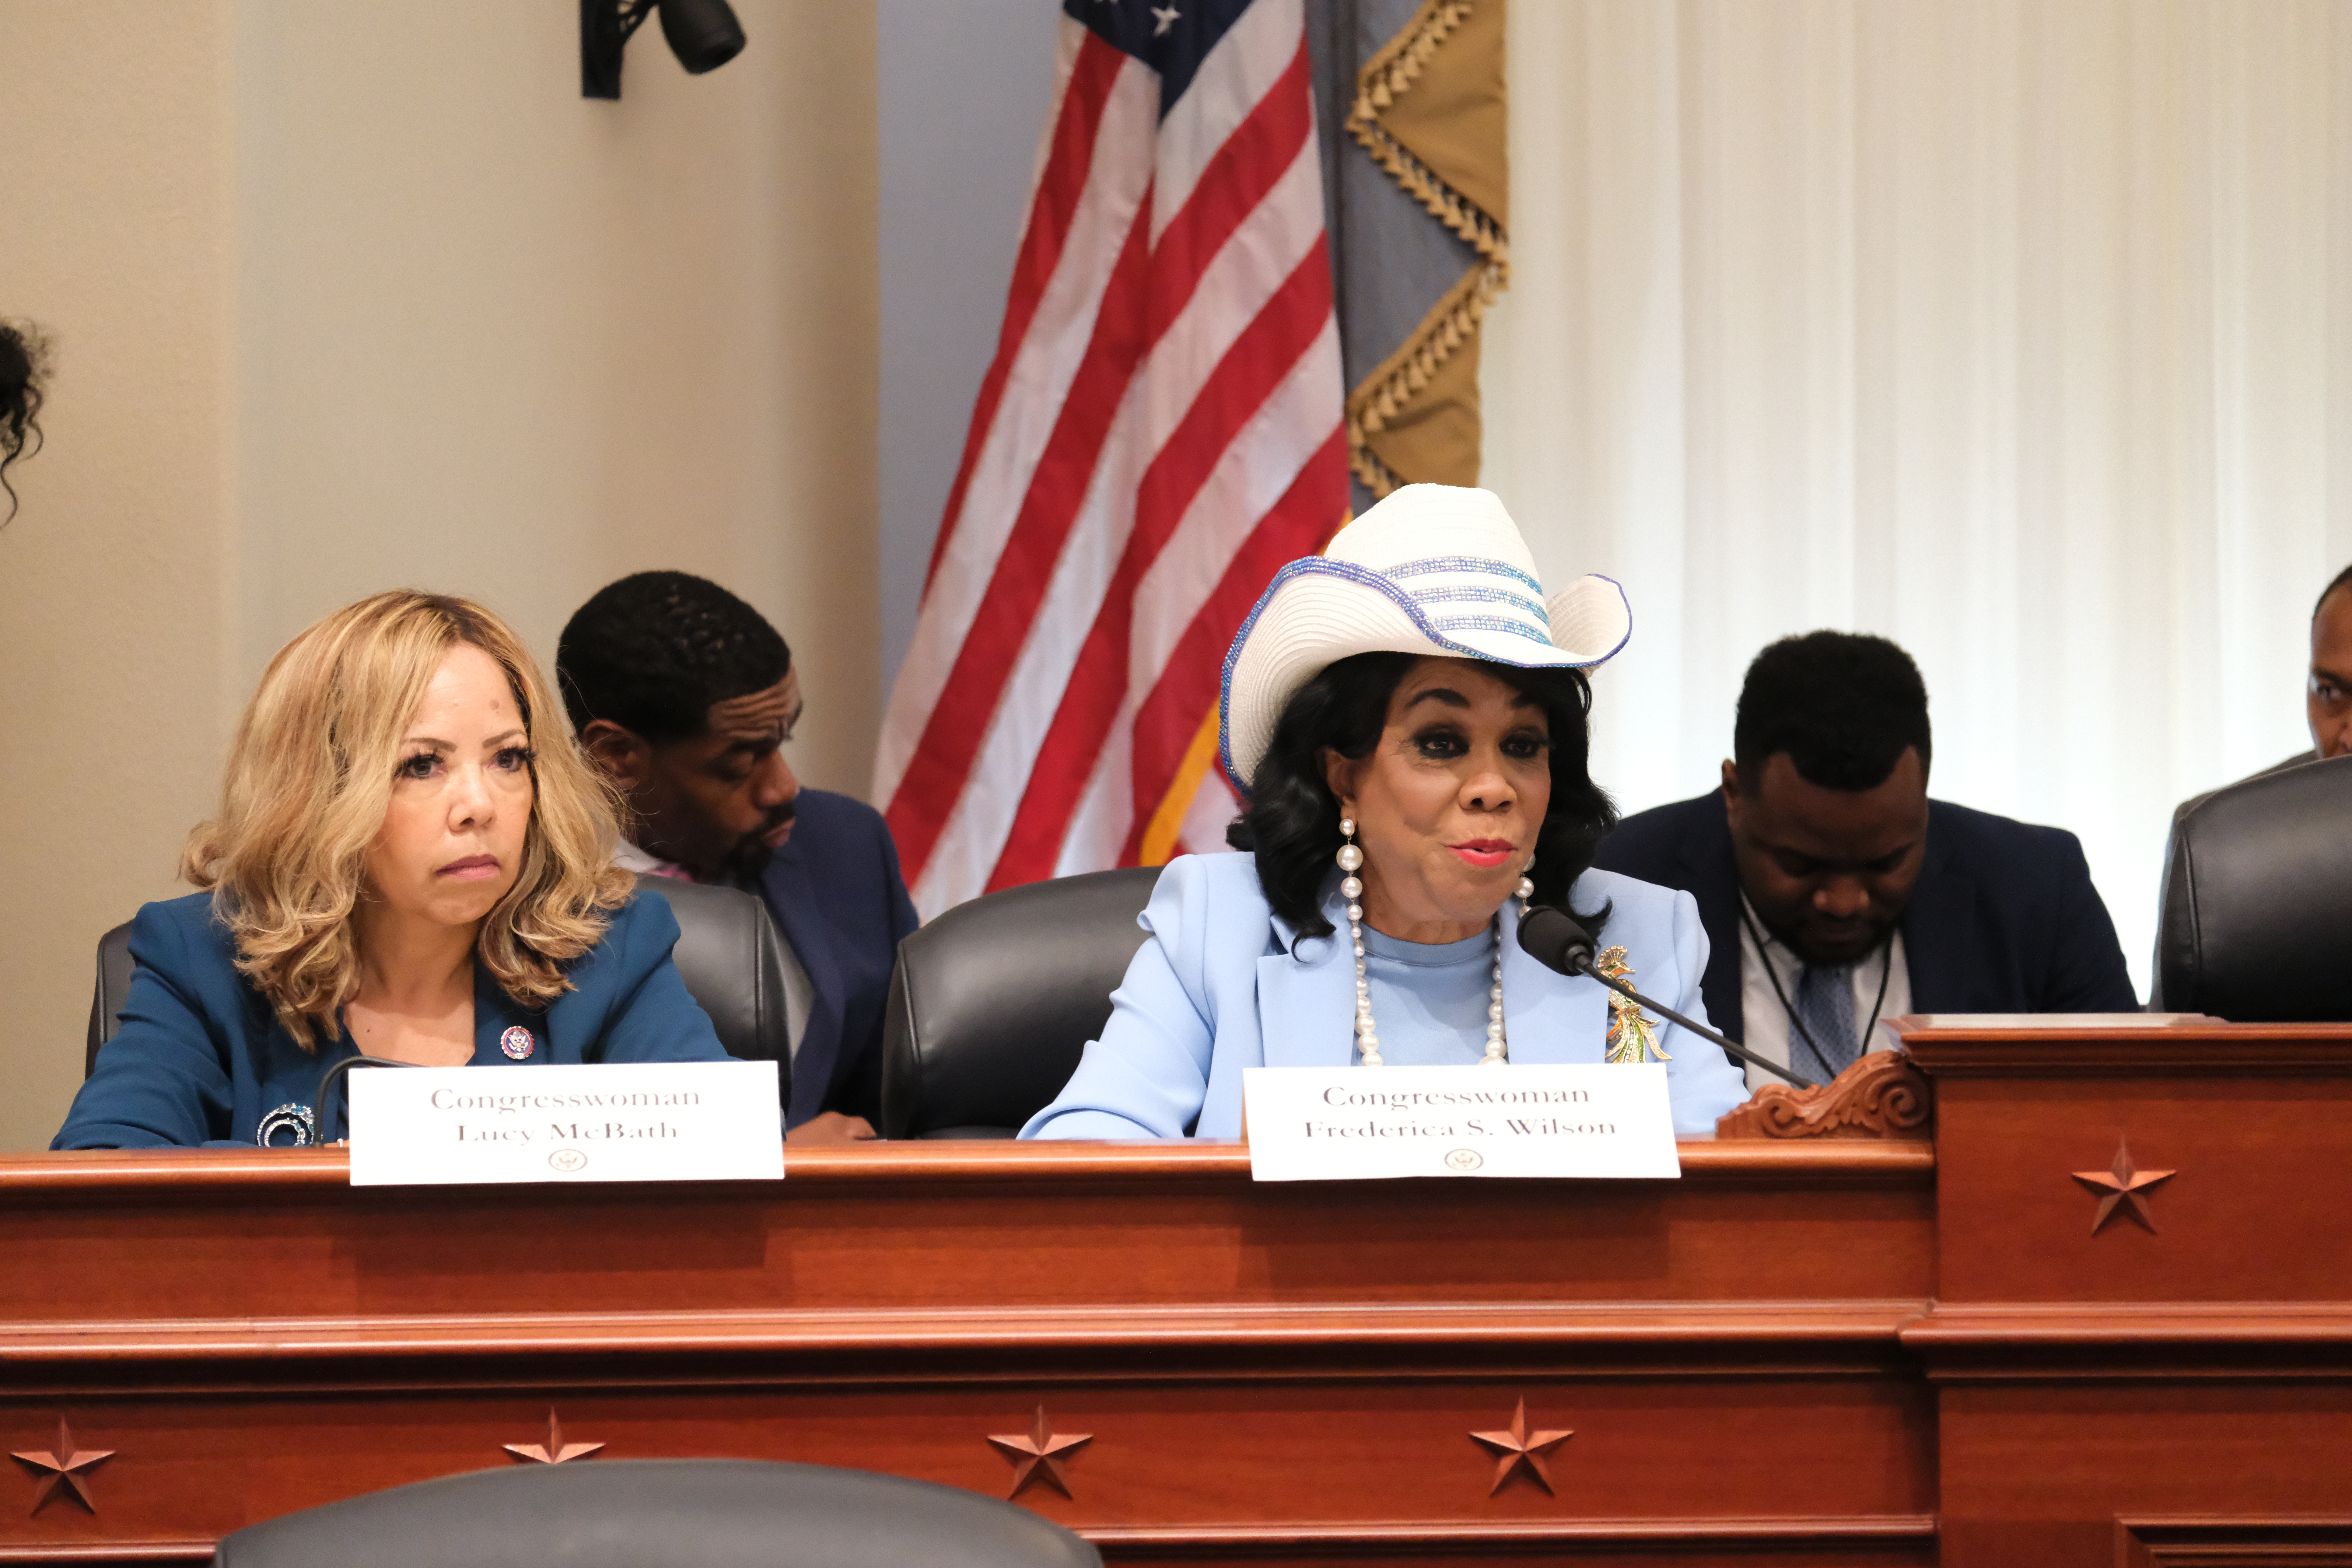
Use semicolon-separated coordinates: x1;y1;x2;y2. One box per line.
1219;484;1632;792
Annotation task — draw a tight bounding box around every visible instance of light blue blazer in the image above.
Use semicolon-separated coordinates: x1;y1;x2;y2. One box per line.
1020;852;1752;1141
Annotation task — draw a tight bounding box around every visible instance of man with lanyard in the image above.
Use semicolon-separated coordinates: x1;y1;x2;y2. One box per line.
1594;631;2140;1089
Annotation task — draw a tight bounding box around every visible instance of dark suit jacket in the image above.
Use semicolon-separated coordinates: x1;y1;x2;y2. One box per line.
749;788;920;1129
1590;792;2140;1042
54;892;730;1149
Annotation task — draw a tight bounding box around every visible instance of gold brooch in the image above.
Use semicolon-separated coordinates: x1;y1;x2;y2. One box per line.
1595;946;1671;1063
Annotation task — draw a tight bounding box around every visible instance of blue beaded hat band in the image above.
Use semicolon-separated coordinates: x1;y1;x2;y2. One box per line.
1219;484;1632;793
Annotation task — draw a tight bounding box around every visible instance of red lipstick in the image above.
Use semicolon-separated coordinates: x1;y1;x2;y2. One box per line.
1449;838;1516;869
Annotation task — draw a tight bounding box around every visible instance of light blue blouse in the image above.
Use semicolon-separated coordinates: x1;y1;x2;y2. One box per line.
1021;852;1751;1140
1356;924;1497;1067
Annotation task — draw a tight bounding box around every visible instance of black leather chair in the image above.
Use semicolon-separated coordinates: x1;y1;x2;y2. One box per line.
879;866;1160;1139
2155;754;2352;1019
630;877;795;1090
86;877;796;1100
86;921;134;1077
211;1459;1100;1568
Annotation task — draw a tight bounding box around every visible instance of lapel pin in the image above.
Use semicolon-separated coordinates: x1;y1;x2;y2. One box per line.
500;1026;536;1061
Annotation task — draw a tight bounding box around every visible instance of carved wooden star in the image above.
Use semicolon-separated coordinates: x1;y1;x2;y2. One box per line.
987;1405;1092;1498
2072;1138;2177;1234
503;1409;603;1465
1469;1398;1573;1495
12;1420;113;1514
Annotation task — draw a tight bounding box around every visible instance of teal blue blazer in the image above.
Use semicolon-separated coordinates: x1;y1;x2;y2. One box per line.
54;892;732;1150
1020;852;1752;1140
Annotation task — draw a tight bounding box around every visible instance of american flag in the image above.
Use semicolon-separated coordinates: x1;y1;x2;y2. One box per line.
874;0;1347;919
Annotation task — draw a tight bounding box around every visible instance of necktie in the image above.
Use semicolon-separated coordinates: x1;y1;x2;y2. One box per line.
1792;962;1858;1082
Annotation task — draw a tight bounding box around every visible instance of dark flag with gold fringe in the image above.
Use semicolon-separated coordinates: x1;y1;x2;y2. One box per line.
1307;0;1508;508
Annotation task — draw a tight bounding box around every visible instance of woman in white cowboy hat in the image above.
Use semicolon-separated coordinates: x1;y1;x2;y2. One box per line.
1020;484;1751;1140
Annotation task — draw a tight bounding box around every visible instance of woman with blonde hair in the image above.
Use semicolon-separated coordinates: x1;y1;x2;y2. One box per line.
56;591;732;1149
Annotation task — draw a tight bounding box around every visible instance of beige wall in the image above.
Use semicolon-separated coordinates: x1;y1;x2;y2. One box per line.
0;0;879;1150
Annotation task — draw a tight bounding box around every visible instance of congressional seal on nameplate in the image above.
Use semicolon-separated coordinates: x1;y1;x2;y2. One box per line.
1242;1064;1681;1182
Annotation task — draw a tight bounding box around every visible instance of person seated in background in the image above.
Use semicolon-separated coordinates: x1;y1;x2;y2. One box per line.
1590;630;2145;1086
55;592;733;1150
2305;565;2352;761
2179;565;2352;820
556;572;917;1145
1022;484;1748;1141
2;317;49;524
1593;632;2139;1090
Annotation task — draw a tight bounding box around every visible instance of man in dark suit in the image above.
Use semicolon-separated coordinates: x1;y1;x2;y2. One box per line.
557;572;918;1142
1593;632;2138;1088
2179;564;2352;819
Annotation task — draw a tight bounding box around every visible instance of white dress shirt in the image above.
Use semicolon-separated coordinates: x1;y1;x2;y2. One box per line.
1734;894;1910;1093
615;839;813;1065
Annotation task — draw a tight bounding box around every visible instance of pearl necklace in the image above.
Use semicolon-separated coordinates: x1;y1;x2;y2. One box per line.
1338;817;1534;1069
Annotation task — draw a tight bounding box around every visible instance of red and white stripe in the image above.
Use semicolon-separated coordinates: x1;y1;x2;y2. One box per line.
876;0;1346;919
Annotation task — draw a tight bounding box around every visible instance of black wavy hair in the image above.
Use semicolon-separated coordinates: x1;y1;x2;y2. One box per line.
1733;631;1931;790
1225;652;1619;943
555;571;790;743
1;320;51;527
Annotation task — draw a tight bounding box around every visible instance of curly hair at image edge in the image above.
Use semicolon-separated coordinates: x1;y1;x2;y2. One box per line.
184;591;636;1049
1225;651;1619;943
0;320;51;526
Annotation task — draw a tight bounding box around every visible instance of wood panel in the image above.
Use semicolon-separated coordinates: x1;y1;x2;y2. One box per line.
1899;1021;2352;1567
1900;1024;2352;1307
0;1141;1935;1567
2117;1516;2352;1567
0;1143;1936;1327
0;1380;1936;1559
15;1024;2352;1566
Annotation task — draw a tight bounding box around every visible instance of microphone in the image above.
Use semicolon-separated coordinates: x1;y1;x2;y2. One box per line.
313;1054;422;1144
1517;905;1816;1090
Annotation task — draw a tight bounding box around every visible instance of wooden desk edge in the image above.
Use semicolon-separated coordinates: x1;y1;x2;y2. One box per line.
1895;1017;2352;1074
0;1515;1948;1564
0;1138;1934;1192
0;1299;1935;1363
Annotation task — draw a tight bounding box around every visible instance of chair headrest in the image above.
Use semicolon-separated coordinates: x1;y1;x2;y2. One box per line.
2158;754;2352;1020
214;1459;1101;1568
881;865;1160;1138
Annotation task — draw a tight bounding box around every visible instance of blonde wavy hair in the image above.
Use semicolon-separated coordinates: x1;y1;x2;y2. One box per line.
185;590;633;1049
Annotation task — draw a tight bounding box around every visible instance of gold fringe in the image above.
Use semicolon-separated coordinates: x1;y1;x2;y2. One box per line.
1342;260;1507;499
1342;0;1509;496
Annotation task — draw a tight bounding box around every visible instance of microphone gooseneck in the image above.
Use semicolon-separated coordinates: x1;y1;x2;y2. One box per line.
1516;905;1816;1090
314;1053;423;1143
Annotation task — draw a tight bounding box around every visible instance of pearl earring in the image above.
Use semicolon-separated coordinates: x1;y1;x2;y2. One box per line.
1518;852;1535;905
1337;817;1378;1066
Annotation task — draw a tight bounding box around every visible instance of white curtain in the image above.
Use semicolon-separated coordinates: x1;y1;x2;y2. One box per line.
1483;0;2352;996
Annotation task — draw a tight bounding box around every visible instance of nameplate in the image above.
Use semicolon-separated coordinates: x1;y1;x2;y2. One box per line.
1241;1064;1680;1182
347;1061;783;1186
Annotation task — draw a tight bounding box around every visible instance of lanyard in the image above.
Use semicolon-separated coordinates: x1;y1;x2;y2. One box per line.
1738;904;1894;1083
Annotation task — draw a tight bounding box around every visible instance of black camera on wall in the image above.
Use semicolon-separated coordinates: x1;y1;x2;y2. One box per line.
581;0;747;100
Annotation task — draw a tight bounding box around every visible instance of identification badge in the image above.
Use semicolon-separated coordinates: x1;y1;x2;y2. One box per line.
347;1060;782;1186
1241;1063;1680;1182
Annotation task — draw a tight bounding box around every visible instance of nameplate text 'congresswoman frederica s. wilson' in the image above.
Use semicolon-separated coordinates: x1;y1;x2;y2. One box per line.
348;1060;783;1187
1242;1064;1680;1182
